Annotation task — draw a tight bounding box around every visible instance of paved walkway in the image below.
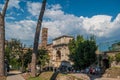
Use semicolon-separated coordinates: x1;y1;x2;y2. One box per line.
7;71;25;80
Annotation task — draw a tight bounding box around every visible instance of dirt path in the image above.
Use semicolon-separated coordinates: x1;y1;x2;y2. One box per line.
6;71;25;80
70;73;120;80
70;73;90;80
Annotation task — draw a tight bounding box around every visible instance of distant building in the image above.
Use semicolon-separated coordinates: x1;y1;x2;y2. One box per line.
102;51;120;68
110;42;120;51
41;28;48;48
48;35;73;68
39;28;73;69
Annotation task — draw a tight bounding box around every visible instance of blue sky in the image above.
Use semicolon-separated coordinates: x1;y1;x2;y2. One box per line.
50;0;120;18
0;0;120;51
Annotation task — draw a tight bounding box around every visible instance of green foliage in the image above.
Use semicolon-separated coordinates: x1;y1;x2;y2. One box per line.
28;72;54;80
23;48;49;70
24;49;32;68
115;53;120;62
5;38;25;69
108;56;114;63
68;35;97;70
109;42;120;51
5;39;49;71
5;46;11;62
37;48;49;67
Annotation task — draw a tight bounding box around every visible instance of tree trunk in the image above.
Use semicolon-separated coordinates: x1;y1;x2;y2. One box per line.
21;52;24;72
0;14;5;76
31;0;47;77
0;0;9;76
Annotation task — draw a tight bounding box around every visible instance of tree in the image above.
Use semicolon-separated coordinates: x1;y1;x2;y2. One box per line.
115;53;120;62
108;56;114;64
68;35;97;70
8;39;22;69
37;48;49;72
23;48;32;71
31;0;47;77
5;45;11;62
5;39;26;71
19;43;26;72
0;0;9;76
23;48;49;73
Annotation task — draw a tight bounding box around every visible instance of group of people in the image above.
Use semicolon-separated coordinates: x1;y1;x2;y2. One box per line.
85;67;101;75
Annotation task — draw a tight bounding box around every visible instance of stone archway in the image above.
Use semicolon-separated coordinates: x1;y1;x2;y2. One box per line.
56;50;61;61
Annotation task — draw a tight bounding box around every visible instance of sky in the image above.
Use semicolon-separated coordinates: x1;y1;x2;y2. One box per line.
0;0;120;51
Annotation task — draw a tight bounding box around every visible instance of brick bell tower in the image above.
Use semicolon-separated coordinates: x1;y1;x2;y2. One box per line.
41;28;48;48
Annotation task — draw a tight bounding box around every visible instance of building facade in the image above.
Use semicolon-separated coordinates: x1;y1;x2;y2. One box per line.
39;28;73;69
48;35;73;68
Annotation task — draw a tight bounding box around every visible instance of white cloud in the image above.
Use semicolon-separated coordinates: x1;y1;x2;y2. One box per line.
81;15;113;37
50;4;62;10
6;16;15;20
6;20;36;41
0;4;3;11
108;14;120;37
25;2;120;41
43;11;120;41
8;0;20;9
45;8;64;20
5;2;120;45
27;2;63;19
0;0;20;12
27;2;42;16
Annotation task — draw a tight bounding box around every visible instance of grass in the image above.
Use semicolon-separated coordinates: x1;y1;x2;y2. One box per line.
28;77;42;80
27;71;54;80
57;73;83;80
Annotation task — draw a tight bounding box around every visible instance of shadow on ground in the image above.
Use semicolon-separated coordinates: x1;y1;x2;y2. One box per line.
7;70;22;76
50;71;59;80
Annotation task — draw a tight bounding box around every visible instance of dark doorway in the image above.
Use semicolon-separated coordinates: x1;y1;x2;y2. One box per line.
56;50;61;61
102;59;109;69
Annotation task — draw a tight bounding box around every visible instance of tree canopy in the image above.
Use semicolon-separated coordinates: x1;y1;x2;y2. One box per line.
5;39;25;70
68;35;97;70
37;48;49;67
5;39;49;72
